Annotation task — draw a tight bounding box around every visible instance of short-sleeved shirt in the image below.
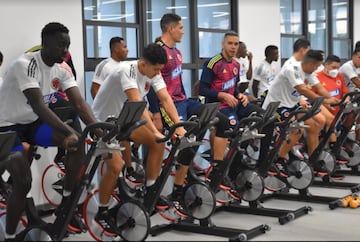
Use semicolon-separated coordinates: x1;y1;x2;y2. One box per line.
200;54;240;110
315;70;348;115
235;57;249;84
0;51;77;126
92;60;167;122
253;59;279;98
156;40;186;103
91;57;120;86
339;60;360;92
262;58;319;109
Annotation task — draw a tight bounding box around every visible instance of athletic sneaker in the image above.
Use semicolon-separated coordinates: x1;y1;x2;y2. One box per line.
167;193;189;218
67;212;87;234
207;167;235;191
312;161;329;176
125;167;145;185
155;195;171;210
335;153;349;165
54;200;87;234
94;210;119;237
268;158;289;178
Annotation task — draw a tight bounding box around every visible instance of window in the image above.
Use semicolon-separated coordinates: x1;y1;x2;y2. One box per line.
83;0;237;98
280;0;353;63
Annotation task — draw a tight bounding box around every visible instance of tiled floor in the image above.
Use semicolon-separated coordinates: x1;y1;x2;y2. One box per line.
61;172;360;241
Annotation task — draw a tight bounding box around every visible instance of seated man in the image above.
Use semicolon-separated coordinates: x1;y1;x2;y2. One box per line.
199;31;264;179
339;48;360;141
315;54;349;162
91;43;187;235
0;22;100;241
200;32;264;129
262;49;336;175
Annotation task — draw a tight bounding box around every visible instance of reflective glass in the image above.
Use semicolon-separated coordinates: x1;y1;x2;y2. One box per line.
332;0;349;38
333;39;351;59
197;0;230;29
83;0;136;23
199;31;224;58
308;0;327;52
86;25;138;58
280;0;302;34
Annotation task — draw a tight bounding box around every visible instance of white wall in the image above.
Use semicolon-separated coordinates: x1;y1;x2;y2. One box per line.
0;0;84;205
237;0;281;72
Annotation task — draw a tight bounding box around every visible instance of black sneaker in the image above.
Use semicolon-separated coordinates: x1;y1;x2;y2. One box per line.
268;158;289;178
125;167;145;185
313;161;329;176
67;212;87;234
155;195;171;210
220;175;235;191
94;210;119;237
335;153;349;165
275;158;289;178
167;194;189;218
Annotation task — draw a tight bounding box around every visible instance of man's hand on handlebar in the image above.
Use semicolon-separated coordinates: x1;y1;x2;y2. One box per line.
63;133;79;152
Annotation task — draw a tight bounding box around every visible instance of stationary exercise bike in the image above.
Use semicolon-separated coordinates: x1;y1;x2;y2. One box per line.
0;101;151;241
261;96;325;193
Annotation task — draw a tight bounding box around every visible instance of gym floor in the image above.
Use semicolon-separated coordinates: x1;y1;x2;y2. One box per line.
61;171;360;241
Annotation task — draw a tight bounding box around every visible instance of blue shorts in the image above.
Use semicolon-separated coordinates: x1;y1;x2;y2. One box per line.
162;99;202;128
220;102;263;129
0;119;55;152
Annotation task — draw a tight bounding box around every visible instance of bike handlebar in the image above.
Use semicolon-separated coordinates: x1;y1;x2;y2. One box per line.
156;121;199;143
330;90;360;107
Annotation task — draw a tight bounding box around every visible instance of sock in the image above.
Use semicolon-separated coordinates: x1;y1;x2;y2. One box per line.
5;232;15;239
63;189;72;197
146;179;155;187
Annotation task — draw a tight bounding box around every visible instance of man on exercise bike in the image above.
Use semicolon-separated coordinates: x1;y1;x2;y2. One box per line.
0;22;100;241
262;49;337;175
91;43;187;235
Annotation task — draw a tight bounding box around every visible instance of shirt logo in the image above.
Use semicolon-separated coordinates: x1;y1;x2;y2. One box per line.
329;89;340;96
145;82;150;91
336;80;341;86
291;89;301;97
233;67;238;75
171;65;182;80
51;78;60;90
222;77;236;90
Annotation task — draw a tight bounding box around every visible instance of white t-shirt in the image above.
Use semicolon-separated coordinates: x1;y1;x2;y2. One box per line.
262;58;319;109
92;60;167;122
339;60;360;92
235;57;250;83
91;57;120;85
253;60;279;98
0;51;77;126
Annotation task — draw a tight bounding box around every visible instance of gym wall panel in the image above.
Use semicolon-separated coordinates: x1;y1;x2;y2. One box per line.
0;0;84;205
